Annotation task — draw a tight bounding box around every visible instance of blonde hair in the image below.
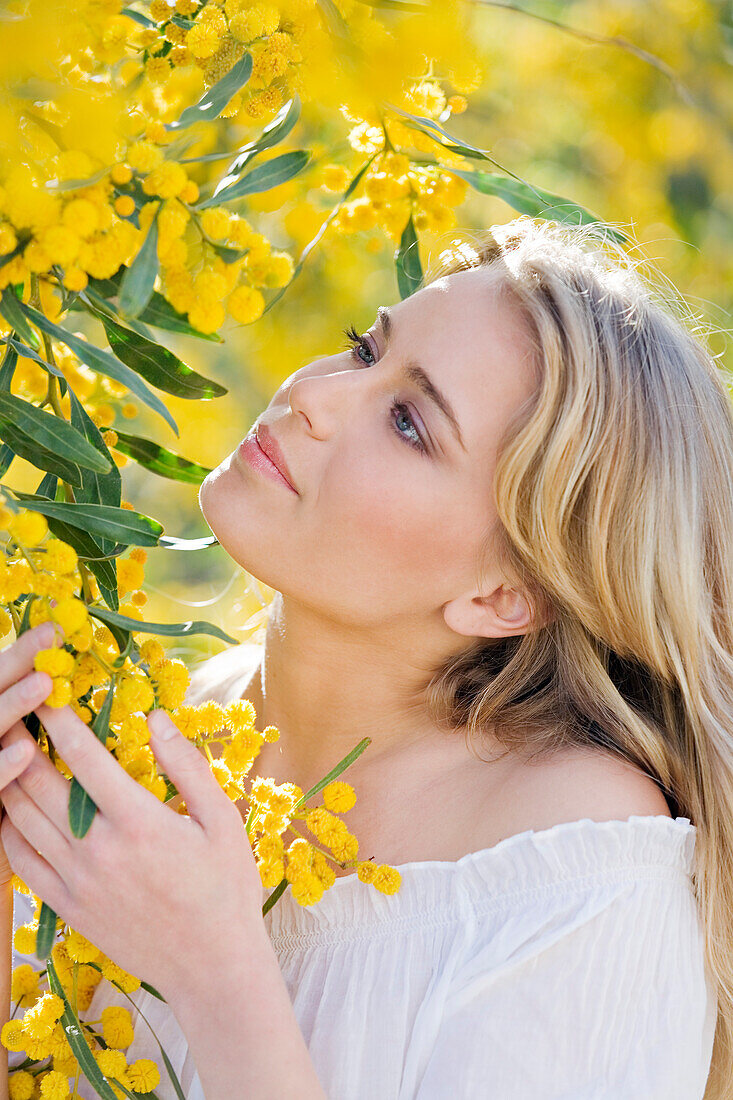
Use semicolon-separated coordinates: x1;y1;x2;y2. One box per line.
418;217;732;1098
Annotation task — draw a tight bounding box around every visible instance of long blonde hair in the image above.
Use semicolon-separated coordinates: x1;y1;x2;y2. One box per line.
419;217;733;1098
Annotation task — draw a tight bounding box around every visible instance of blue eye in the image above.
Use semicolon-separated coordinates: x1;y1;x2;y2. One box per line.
341;322;428;456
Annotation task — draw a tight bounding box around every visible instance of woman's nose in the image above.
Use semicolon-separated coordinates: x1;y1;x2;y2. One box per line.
286;355;363;440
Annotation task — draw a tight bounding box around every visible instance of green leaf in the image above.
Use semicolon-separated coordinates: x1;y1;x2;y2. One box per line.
448;168;630;243
0;443;13;477
18;302;179;436
158;534;218;550
88;604;238;645
198;150;311;208
47;959;122;1100
4;495;163;546
262;152;380;316
0;288;40;348
395;213;422;299
35;472;58;498
121;6;155;27
101;316;226;400
68;388;122;556
0;392;111;473
69;686;115;838
168;52;253;131
135;290;223;342
212;96;301;195
0;343;17;389
262;735;372;917
118;215;159;320
111;430;213;484
0;420;83;485
3;333;65;377
35;901;58;959
383;102;498;163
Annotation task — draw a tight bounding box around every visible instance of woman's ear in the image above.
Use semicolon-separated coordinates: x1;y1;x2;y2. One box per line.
442;582;552;641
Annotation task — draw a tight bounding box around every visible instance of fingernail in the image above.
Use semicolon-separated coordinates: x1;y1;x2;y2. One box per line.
149;710;177;741
5;744;26;763
36;622;56;646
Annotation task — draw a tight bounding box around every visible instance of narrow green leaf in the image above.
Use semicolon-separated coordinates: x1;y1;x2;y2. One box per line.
68;388;122;554
213;96;301;194
0;288;40;348
292;737;371;812
101;316;227;400
0;392;111;473
88;604;238;645
0;420;83;485
261;878;288;916
3;495;163;546
0;343;17;389
111;430;213;484
448;168;630;243
35;901;58;959
262;735;372;917
18;303;179;436
0;442;13;477
121;6;155;27
69;686;115;838
96;974;188;1099
198;150;311;208
158;534;218;550
0;444;13;477
118;216;159;320
3;333;65;377
135;290;223;342
395;214;422;300
167;52;253;131
384;102;497;163
46;959;122;1100
35;472;58;498
262;152;379;316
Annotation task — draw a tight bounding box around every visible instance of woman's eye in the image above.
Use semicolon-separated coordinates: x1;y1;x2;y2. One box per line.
342;323;376;366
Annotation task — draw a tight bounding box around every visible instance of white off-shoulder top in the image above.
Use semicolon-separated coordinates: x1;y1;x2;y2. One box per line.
13;644;718;1099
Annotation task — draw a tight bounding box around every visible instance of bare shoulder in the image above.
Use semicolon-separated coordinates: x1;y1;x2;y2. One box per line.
515;745;673;829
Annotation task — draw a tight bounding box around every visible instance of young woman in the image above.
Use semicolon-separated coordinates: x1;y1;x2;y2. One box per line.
4;216;729;1098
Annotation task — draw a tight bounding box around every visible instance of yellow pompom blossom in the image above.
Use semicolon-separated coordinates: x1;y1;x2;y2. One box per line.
8;1070;35;1099
227;283;265;323
11;964;40;1008
127;1059;161;1092
101;1005;135;1049
322;780;357;813
34;648;75;678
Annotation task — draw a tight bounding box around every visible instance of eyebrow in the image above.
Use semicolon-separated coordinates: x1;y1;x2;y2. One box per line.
377;306;466;453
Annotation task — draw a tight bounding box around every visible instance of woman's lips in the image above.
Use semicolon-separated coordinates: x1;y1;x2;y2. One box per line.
237;434;298;493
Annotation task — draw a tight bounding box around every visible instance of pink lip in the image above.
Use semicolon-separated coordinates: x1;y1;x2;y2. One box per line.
237;432;298;494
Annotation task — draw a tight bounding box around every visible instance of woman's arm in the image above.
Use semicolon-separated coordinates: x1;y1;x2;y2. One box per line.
166;927;327;1100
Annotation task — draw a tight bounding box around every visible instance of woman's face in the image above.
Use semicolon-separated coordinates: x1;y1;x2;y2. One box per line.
199;264;539;632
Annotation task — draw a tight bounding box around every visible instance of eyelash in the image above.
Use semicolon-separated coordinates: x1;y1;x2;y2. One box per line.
341;323;428;455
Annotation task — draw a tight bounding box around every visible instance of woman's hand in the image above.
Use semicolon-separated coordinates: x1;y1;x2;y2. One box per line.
0;632;267;1001
0;622;64;887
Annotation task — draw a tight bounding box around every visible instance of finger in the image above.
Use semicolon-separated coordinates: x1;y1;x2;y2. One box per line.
0;734;38;888
0;814;72;922
0;670;54;739
0;622;61;695
1;725;81;844
1;775;71;874
34;703;146;826
148;709;235;833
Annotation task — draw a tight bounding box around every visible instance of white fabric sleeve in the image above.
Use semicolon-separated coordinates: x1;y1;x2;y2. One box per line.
411;875;717;1100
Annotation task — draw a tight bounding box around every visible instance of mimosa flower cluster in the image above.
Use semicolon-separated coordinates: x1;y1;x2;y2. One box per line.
0;502;401;1094
0;0;481;338
0;0;491;1092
